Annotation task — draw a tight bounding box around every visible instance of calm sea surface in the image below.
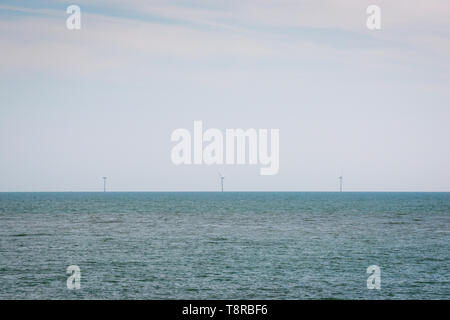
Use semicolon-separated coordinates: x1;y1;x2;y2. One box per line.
0;192;449;299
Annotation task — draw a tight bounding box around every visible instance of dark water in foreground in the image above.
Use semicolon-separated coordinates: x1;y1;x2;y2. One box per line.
0;192;449;299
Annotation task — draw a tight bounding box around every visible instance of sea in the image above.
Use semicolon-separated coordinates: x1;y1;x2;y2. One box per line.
0;192;448;299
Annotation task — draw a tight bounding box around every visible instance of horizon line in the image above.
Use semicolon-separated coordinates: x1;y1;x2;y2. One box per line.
0;190;449;193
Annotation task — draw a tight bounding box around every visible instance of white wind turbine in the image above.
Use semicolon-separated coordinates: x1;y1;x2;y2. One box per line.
338;175;343;192
219;172;225;192
102;177;107;192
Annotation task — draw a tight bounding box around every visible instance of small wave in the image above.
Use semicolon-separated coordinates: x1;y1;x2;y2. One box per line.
90;219;123;224
10;233;52;237
208;236;228;241
383;222;407;225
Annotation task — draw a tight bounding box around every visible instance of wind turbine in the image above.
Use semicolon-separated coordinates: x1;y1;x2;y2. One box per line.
338;176;343;192
219;172;225;192
102;177;107;192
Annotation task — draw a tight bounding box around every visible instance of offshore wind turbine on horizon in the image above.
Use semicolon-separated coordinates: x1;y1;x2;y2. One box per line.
338;175;343;192
102;177;107;192
219;172;225;192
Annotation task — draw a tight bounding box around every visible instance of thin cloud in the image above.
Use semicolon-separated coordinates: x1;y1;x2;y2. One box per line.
0;1;449;77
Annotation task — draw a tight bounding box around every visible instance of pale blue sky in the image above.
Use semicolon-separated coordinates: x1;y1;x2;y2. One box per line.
1;0;449;191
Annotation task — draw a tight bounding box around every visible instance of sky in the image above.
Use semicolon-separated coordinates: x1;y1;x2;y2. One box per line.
0;0;449;192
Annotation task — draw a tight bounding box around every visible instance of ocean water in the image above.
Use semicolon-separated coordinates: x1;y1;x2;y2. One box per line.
0;192;449;300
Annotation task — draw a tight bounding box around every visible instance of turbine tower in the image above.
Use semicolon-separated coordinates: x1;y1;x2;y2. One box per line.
219;173;225;192
102;177;107;192
338;176;343;192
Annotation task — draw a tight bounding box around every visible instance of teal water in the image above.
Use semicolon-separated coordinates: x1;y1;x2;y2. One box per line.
0;192;449;299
